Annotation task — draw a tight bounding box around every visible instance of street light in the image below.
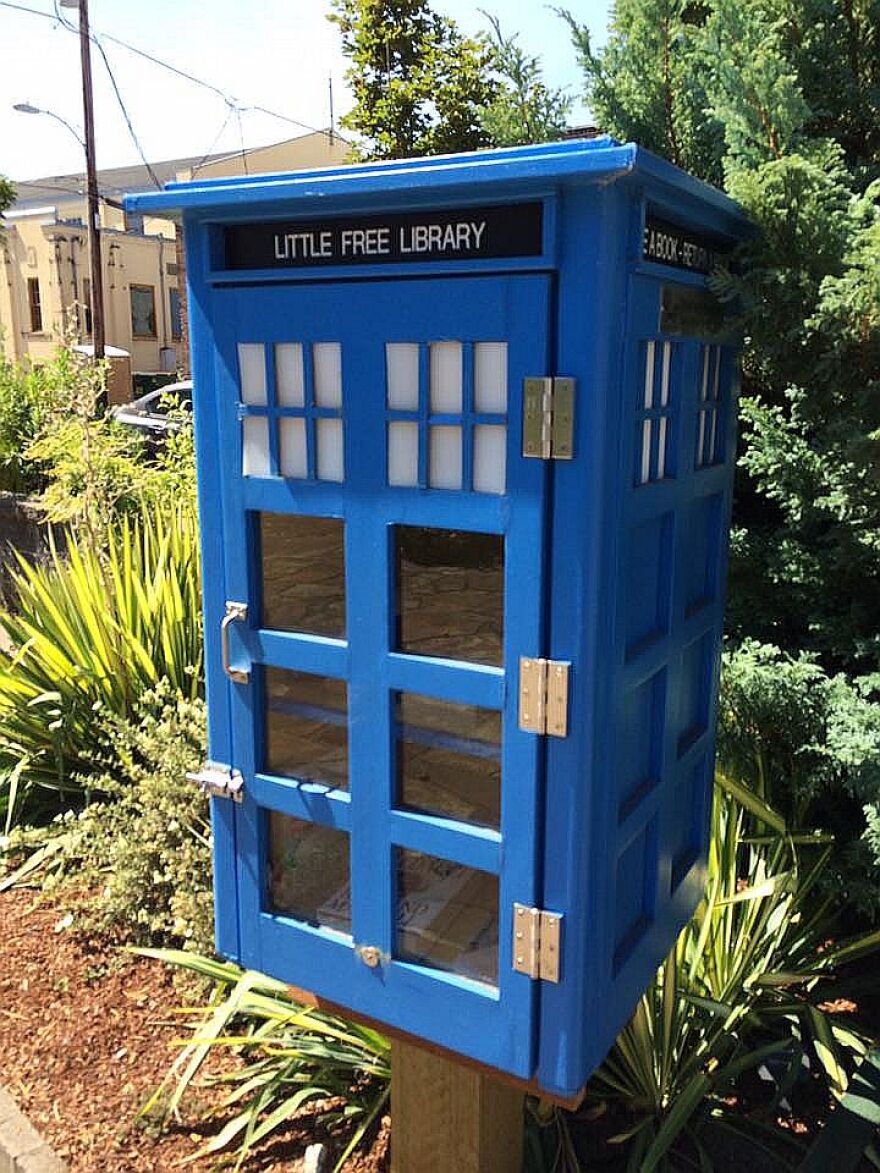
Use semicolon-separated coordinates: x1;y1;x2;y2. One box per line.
12;102;85;147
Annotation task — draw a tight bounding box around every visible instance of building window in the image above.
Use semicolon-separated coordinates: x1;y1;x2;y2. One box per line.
124;210;145;234
169;287;182;341
130;284;157;338
80;277;92;336
27;278;43;333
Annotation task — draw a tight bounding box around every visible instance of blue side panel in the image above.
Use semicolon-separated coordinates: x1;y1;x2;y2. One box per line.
586;268;738;1083
186;218;240;962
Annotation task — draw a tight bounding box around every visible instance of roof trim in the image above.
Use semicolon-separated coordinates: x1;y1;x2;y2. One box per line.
123;139;750;236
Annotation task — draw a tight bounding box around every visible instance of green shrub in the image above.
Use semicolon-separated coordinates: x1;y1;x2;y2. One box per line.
0;498;202;830
718;640;880;918
0;354;54;494
23;345;195;544
71;684;213;951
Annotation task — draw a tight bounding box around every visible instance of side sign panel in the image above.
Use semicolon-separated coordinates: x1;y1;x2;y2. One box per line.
642;216;728;274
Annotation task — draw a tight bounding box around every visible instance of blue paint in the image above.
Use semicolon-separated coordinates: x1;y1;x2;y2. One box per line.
127;138;750;1097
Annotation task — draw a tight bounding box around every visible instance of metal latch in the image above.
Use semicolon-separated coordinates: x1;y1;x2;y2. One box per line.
518;657;570;737
523;377;575;459
221;601;250;684
187;761;244;803
512;904;562;982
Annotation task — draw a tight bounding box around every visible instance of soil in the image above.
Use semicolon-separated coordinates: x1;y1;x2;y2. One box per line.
0;888;389;1172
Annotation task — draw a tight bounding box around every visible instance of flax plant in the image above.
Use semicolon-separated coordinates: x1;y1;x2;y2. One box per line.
0;500;202;829
581;775;880;1171
135;951;391;1172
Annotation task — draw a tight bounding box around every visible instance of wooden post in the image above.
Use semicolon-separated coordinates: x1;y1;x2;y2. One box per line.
391;1040;524;1173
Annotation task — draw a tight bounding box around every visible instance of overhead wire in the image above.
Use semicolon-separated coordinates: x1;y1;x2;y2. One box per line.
190;105;236;177
1;0;337;143
52;0;163;189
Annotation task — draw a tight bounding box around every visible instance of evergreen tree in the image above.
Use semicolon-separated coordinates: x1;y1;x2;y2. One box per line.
328;0;497;159
569;0;880;911
480;12;572;147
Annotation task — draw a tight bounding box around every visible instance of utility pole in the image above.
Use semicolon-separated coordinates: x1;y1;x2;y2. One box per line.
62;0;105;361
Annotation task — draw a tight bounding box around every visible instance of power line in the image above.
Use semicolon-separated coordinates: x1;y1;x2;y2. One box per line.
0;0;337;143
190;106;236;177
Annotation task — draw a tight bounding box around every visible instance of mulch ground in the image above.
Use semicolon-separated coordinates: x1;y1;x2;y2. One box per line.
0;888;389;1172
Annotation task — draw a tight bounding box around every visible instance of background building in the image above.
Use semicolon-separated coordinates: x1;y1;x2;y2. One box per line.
0;131;349;381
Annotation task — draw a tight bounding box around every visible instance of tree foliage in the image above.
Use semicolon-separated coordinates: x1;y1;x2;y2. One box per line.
330;0;573;159
480;11;572;147
0;176;14;219
570;0;880;905
329;0;497;159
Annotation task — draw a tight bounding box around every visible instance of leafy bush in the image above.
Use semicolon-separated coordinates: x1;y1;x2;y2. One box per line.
23;345;196;543
718;640;880;917
76;685;212;950
136;951;390;1173
0;354;54;494
1;684;213;951
0;499;202;830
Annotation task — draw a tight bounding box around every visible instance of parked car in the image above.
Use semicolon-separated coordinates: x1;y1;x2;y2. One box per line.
111;380;193;436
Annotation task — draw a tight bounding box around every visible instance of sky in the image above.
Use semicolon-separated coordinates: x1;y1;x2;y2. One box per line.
0;0;611;186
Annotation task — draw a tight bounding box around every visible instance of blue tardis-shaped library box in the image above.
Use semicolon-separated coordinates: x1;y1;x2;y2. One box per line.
127;139;750;1099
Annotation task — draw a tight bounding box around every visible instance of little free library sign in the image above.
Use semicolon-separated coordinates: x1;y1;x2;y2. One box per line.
224;202;544;269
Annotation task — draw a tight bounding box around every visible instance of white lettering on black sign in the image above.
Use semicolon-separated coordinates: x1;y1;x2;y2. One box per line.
642;217;725;275
224;203;543;270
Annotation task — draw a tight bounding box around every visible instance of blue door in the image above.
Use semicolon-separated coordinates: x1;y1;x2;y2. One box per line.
210;275;551;1077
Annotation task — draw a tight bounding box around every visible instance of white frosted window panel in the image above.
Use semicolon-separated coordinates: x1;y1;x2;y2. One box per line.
473;425;506;495
314;343;343;408
429;342;463;413
275;343;304;407
660;342;672;406
238;343;267;405
712;347;721;400
697;410;707;467
317;418;344;482
429;426;462;490
474;343;508;413
640;419;652;484
242;417;270;477
701;346;711;402
386;344;420;409
279;417;307;479
388;422;419;486
708;411;718;463
643;340;656;409
656;417;668;480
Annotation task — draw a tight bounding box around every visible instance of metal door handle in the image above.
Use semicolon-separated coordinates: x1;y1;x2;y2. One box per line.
221;601;250;683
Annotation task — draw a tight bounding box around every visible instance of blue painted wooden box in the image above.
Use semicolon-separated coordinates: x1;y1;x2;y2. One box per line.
126;138;751;1098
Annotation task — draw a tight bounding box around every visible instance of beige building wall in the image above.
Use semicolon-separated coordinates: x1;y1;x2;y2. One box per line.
1;204;180;372
1;132;350;384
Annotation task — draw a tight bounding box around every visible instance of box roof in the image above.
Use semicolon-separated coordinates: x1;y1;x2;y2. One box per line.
125;137;750;242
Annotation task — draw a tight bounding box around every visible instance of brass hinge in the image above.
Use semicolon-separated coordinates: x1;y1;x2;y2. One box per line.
512;904;563;982
523;377;575;459
518;657;570;737
187;761;244;803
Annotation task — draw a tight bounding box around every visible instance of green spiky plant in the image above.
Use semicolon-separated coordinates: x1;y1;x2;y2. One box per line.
526;776;880;1171
135;952;391;1172
0;501;202;830
145;778;880;1172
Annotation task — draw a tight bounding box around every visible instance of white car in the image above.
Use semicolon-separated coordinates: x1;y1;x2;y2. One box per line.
111;380;193;435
